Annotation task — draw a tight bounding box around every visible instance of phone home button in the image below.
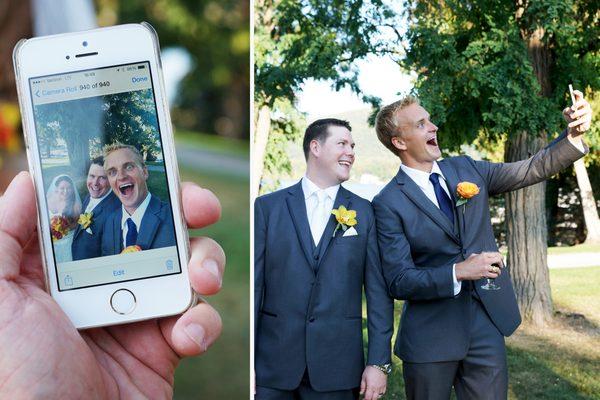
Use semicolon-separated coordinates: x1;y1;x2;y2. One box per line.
110;289;136;315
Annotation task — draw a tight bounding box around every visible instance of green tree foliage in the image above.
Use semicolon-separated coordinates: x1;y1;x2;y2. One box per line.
34;89;160;176
402;0;599;150
254;0;400;192
107;0;250;138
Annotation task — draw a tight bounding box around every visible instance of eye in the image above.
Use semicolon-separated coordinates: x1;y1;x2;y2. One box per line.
417;121;425;128
107;170;116;177
125;164;134;171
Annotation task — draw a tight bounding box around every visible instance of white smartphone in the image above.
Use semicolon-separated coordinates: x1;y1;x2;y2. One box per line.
13;23;193;329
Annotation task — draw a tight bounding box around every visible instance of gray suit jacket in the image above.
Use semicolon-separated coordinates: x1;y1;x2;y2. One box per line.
255;182;394;391
372;133;586;363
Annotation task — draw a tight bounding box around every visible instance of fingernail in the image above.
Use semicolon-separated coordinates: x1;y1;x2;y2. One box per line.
184;323;208;351
203;258;222;287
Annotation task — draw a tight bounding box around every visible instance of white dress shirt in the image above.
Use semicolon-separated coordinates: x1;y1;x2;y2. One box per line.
302;176;340;246
401;162;462;295
121;192;152;248
84;189;112;214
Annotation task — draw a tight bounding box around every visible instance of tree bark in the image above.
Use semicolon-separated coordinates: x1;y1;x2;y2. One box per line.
573;158;600;244
505;131;553;326
0;0;32;102
252;104;271;199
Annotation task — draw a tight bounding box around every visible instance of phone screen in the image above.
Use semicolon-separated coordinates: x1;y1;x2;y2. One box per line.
28;62;182;291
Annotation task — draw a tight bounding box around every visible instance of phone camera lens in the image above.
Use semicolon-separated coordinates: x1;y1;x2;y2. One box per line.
66;55;70;60
82;41;88;47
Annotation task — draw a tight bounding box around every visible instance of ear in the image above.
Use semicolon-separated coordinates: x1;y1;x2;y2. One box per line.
391;136;407;152
309;139;321;158
142;166;149;180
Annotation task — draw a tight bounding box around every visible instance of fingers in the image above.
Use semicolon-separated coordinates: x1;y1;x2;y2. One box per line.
188;236;226;295
360;376;366;395
159;301;222;358
0;172;37;280
182;182;221;229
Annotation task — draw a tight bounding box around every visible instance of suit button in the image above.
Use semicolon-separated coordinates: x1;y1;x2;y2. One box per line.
313;254;319;260
309;317;315;322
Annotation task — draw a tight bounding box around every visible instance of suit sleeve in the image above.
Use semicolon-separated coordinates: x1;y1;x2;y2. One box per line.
472;130;587;196
364;210;394;365
373;198;455;301
254;198;267;345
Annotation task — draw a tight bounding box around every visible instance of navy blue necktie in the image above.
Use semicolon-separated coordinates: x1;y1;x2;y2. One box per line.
126;218;138;247
429;173;454;226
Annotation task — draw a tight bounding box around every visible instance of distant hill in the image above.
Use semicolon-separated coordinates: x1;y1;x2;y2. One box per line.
287;107;401;184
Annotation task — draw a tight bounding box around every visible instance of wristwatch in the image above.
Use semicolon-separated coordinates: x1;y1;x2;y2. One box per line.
371;363;392;375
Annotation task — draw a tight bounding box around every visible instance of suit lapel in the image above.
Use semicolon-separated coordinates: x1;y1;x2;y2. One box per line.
438;160;464;238
137;195;161;250
112;208;123;253
317;186;352;265
285;182;315;269
73;195;90;240
395;168;460;245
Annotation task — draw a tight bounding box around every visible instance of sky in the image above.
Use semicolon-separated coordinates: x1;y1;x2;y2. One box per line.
296;54;415;121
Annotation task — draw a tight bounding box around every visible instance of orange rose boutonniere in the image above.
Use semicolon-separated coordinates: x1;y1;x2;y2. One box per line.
121;245;142;254
456;182;479;211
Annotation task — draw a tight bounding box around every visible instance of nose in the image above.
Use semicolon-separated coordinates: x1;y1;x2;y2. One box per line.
428;121;438;131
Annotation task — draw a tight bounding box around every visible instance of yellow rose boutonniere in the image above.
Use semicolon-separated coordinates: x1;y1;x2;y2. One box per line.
331;206;357;237
78;212;93;230
456;182;480;211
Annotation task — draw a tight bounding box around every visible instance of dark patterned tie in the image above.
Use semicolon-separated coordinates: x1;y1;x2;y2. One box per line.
126;218;138;247
429;173;454;226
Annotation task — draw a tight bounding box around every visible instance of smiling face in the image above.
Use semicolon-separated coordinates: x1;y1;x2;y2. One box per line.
56;179;73;201
104;148;148;215
392;103;441;171
86;163;110;199
309;125;355;187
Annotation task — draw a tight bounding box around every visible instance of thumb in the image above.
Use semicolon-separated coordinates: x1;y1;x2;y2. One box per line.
360;375;366;394
0;172;37;280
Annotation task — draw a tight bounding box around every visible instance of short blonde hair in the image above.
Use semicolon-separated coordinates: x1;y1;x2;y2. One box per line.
375;95;420;156
102;142;145;169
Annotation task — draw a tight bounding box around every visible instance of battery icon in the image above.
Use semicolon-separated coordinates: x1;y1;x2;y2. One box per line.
138;65;146;69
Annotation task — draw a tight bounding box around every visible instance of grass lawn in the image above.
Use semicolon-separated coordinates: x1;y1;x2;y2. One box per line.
175;130;249;158
173;167;249;400
375;267;600;399
547;244;600;255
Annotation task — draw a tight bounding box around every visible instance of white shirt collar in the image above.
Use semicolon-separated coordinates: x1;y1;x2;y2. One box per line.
121;192;152;231
86;189;112;213
401;161;446;190
301;175;340;201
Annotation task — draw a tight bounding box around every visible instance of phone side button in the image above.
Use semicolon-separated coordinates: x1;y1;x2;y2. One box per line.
110;289;136;315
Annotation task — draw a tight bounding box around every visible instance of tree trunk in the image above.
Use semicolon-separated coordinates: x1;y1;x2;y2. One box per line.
505;131;553;326
252;104;271;199
573;158;600;244
0;0;32;102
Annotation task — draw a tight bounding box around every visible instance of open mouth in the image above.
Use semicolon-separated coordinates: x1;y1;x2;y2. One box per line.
338;160;352;167
119;183;134;196
426;137;438;146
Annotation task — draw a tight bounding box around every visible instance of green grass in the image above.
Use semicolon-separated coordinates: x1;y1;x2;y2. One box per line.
173;167;249;400
370;267;600;400
547;244;600;255
175;130;249;158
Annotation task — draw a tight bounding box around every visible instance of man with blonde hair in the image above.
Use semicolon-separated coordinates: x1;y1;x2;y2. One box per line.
372;92;591;399
101;143;175;255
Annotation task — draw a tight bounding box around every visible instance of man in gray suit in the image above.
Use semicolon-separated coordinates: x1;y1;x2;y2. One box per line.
372;93;591;399
255;119;394;399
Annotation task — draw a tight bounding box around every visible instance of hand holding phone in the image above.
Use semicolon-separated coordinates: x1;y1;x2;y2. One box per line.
0;172;224;399
563;84;592;137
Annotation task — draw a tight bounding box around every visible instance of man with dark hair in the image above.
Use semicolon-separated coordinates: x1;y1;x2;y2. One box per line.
255;118;393;399
72;155;120;260
372;92;591;399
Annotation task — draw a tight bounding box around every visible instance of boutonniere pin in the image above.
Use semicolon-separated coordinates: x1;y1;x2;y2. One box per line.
331;206;357;237
78;211;94;234
456;182;480;213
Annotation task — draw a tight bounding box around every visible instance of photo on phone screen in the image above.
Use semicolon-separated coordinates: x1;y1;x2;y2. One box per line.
29;61;181;291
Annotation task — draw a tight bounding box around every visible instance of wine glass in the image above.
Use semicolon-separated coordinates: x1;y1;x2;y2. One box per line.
480;262;501;291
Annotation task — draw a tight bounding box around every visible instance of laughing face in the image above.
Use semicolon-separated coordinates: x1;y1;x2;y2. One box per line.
392;103;441;171
86;163;110;199
104;148;149;215
311;125;355;186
